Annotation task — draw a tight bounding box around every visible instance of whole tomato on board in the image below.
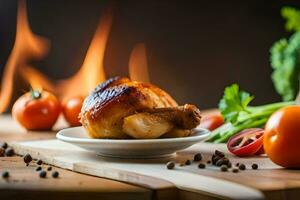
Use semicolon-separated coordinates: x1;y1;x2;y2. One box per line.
264;106;300;168
227;128;264;157
62;96;84;126
12;89;61;130
199;114;224;131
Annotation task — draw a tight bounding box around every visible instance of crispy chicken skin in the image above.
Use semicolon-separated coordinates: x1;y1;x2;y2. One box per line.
80;77;201;139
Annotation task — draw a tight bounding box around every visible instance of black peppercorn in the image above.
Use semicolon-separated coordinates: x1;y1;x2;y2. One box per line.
198;163;206;169
212;155;221;165
47;166;52;171
207;160;211;164
5;147;14;157
235;163;240;167
216;158;229;167
36;166;42;171
251;163;258;170
2;171;9;178
220;165;228;172
227;162;232;168
185;159;191;165
1;142;8;149
23;154;32;164
166;161;175;169
232;168;239;173
193;153;202;161
215;150;225;158
39;170;47;178
239;164;246;170
0;147;4;157
52;171;59;178
36;159;43;165
216;159;223;167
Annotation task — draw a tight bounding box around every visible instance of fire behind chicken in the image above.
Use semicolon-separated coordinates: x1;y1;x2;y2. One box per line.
80;77;201;139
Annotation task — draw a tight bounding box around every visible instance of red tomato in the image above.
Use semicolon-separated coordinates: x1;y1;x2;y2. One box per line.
227;128;264;157
264;106;300;168
200;114;224;131
12;90;61;130
62;96;84;126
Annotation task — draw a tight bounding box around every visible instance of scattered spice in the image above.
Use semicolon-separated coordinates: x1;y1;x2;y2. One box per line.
232;168;239;173
1;142;8;149
2;171;9;178
235;163;240;167
198;163;206;169
215;159;223;166
36;166;42;171
47;166;52;171
220;165;228;172
211;155;221;165
36;159;43;165
211;150;227;166
166;161;175;169
252;163;258;170
39;170;47;178
207;160;211;164
52;171;59;178
215;150;225;158
227;162;232;168
193;153;202;161
5;147;14;157
239;164;246;170
0;148;5;157
185;159;191;165
216;157;229;167
23;154;32;164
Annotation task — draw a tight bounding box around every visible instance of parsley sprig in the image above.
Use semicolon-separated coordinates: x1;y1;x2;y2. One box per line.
206;84;294;143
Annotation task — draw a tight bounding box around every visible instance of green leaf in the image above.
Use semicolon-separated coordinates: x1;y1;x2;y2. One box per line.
270;31;300;101
218;84;254;123
281;7;300;32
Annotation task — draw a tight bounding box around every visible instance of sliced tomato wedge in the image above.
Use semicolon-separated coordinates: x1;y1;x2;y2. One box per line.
227;128;264;157
255;146;265;155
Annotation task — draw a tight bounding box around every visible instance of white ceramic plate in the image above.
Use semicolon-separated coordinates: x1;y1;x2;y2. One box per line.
56;127;209;158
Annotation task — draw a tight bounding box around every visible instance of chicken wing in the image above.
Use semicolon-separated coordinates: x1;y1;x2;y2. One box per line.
122;104;201;138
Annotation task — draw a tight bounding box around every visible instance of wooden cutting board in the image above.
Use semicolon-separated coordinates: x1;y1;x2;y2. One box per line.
10;137;300;200
2;113;300;200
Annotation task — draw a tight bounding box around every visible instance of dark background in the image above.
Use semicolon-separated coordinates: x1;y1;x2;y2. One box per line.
1;0;300;110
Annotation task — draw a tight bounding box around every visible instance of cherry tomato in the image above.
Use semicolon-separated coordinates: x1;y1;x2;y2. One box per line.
227;128;264;157
199;114;224;131
264;106;300;168
62;96;84;126
12;90;61;130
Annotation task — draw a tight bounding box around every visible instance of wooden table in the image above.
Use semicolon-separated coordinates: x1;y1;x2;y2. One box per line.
0;114;214;200
1;113;300;200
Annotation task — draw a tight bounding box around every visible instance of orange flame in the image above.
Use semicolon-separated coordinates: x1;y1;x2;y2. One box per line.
57;7;113;100
20;65;55;92
0;0;150;113
129;43;150;83
0;0;50;112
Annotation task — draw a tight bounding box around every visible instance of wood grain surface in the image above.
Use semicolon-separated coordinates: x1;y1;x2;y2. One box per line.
1;113;300;200
0;115;177;200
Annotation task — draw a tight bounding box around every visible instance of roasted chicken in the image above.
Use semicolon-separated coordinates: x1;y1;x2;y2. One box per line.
80;77;201;139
